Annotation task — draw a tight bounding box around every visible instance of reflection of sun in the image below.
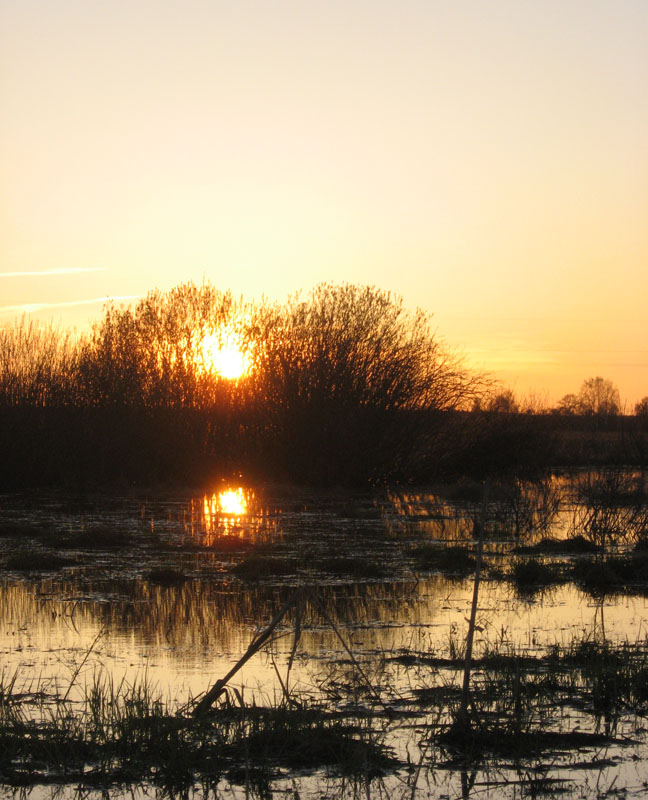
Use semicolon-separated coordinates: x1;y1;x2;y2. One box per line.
203;488;248;534
197;332;250;380
218;488;247;515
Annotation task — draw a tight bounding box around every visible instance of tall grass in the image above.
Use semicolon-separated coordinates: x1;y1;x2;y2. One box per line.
0;668;395;789
0;317;81;406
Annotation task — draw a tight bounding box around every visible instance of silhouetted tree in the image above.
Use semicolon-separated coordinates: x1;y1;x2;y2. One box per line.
245;283;483;482
79;283;244;408
1;281;492;486
485;389;519;413
555;393;581;415
635;397;648;417
577;376;620;417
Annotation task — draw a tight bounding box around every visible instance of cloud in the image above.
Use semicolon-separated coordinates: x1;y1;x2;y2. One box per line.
0;268;105;277
0;296;139;314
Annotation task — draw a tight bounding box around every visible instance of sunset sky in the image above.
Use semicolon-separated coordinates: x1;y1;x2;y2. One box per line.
1;0;646;406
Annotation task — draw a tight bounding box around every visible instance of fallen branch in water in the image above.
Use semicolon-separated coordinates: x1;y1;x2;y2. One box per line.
192;588;303;716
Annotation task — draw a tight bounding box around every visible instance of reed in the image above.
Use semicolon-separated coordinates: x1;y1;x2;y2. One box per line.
0;667;396;790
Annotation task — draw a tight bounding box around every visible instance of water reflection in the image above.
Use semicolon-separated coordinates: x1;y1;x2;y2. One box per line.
216;487;247;515
203;487;250;536
4;573;648;698
181;486;277;546
2;477;648;798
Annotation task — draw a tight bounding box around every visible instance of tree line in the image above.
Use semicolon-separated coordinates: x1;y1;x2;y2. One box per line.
481;378;647;418
0;281;645;488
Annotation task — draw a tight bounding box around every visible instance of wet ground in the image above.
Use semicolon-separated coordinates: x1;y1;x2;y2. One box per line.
1;474;648;798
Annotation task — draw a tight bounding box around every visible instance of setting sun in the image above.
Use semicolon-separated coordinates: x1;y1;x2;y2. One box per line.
197;332;250;380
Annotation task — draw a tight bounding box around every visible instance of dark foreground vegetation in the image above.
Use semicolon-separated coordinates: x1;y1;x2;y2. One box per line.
1;281;646;489
2;638;647;793
0;673;395;791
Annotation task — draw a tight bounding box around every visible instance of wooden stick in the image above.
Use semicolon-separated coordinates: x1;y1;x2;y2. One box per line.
192;588;302;716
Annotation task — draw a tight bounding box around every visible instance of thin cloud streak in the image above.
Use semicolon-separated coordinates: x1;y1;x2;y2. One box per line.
0;268;105;277
0;296;139;314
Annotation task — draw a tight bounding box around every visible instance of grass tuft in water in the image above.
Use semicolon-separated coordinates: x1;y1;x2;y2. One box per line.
511;558;562;594
2;549;77;572
411;544;476;576
146;567;189;586
230;552;300;579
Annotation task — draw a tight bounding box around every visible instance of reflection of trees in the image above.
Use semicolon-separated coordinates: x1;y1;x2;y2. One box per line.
493;477;562;541
569;470;648;553
385;478;563;543
0;576;456;660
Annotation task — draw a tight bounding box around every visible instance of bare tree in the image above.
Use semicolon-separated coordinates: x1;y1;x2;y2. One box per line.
79;282;244;407
635;397;648;417
245;283;485;482
555;393;580;415
577;377;620;416
485;389;519;413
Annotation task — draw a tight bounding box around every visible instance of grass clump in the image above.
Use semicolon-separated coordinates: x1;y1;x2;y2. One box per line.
412;544;476;576
570;558;625;596
0;672;397;790
511;558;562;594
224;705;395;776
515;535;600;555
569;554;648;596
0;521;57;540
437;637;648;761
230;553;300;580
64;526;133;550
146;568;188;586
2;549;76;573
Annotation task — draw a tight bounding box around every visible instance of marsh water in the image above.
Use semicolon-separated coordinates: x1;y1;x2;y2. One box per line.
2;473;648;798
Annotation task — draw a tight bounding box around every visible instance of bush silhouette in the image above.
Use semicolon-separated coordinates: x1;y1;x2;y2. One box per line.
242;284;479;483
1;281;485;486
79;283;246;408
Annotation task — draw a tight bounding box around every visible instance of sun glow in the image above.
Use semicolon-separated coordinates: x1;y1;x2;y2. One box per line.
197;332;250;380
218;488;247;515
202;487;249;538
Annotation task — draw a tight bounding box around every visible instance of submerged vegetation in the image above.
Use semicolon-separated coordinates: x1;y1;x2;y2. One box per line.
0;669;395;790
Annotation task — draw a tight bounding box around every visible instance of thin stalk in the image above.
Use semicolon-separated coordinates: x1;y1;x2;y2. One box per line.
458;480;490;727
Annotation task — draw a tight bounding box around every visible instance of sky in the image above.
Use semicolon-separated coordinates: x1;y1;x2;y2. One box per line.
1;0;647;407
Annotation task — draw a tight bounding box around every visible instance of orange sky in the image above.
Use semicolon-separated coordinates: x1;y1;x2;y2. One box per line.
1;0;646;407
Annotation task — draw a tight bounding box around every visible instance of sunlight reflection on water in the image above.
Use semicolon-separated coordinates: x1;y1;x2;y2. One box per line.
2;477;648;798
203;487;249;532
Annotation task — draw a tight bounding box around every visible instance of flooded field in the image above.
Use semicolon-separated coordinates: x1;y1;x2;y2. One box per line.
2;471;648;799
